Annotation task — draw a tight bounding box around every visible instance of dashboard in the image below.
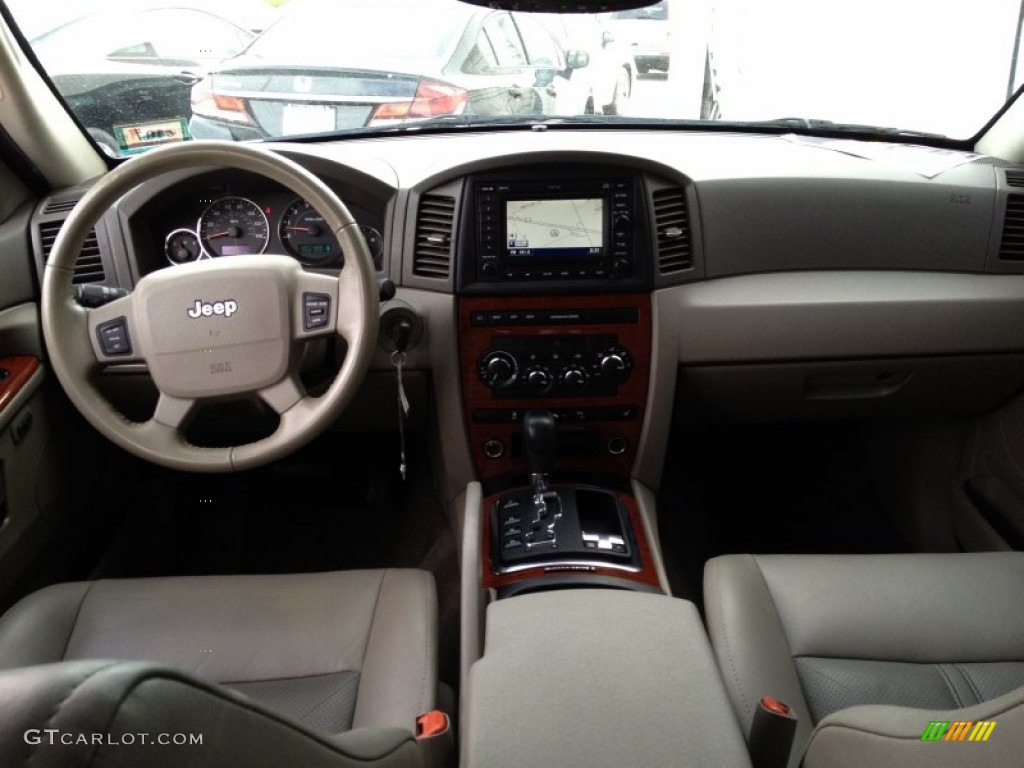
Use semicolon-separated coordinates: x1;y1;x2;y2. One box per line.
27;129;1024;497
117;169;387;275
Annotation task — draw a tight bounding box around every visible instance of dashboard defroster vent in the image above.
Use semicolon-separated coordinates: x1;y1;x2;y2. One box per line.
413;194;455;279
652;187;692;274
42;197;80;214
1005;169;1024;188
39;221;107;284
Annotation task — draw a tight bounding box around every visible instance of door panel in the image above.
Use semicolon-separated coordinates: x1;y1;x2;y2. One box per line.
0;174;57;601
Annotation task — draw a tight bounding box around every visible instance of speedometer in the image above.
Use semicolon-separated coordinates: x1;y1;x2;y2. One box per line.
198;196;269;258
280;198;338;265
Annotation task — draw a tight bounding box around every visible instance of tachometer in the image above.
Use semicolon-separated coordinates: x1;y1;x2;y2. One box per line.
279;198;338;265
198;196;269;258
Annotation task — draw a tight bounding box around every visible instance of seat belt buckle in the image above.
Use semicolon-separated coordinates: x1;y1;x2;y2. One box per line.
416;710;450;739
416;710;455;768
749;696;798;768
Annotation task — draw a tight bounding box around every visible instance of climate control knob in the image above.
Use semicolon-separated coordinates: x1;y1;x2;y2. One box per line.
599;354;626;377
562;366;588;390
526;366;553;392
480;351;518;389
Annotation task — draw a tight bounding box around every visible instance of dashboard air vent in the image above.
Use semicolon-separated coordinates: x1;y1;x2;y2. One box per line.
42;196;80;214
413;194;455;279
39;221;107;284
1006;169;1024;188
999;195;1024;260
652;187;692;274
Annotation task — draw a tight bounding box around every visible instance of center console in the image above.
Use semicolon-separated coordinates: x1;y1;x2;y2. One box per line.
456;164;751;767
464;589;752;768
457;165;658;594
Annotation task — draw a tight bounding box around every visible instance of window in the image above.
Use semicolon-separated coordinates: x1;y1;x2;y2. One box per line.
481;14;527;69
514;16;561;68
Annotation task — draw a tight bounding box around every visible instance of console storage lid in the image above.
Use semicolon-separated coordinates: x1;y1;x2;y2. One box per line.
465;589;751;768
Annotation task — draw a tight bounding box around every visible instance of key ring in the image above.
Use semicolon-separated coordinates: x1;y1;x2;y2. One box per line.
391;350;407;367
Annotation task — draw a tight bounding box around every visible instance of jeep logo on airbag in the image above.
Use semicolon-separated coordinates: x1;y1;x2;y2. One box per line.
187;299;238;319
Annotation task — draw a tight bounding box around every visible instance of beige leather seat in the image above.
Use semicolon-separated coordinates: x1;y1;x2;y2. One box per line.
0;569;446;767
704;553;1024;767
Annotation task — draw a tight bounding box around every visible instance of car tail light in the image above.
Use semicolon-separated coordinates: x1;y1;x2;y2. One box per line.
190;77;253;125
369;80;468;123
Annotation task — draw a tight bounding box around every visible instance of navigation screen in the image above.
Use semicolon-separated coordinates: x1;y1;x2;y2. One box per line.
505;198;604;258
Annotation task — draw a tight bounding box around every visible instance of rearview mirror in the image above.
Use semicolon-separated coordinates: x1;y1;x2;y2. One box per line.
457;0;655;11
566;50;590;70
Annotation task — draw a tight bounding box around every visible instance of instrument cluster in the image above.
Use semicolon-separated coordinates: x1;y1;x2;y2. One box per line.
160;191;384;270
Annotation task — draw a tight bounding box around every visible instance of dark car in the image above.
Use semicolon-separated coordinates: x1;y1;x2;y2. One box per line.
31;7;254;155
189;0;592;140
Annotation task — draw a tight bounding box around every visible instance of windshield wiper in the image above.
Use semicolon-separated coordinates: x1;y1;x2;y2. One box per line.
357;112;711;135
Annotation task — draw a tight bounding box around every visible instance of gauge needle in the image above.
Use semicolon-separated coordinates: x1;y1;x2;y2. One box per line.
286;225;321;235
207;227;241;239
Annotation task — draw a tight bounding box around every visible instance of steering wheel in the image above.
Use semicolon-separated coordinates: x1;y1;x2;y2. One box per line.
41;141;379;472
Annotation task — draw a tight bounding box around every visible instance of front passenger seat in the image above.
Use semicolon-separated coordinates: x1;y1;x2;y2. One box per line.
0;569;444;764
704;553;1024;767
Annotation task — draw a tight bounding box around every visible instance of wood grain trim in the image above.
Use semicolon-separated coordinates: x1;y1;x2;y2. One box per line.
460;294;651;482
482;491;661;590
0;356;40;418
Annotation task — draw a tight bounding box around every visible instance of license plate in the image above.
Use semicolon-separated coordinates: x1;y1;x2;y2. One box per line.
281;104;335;135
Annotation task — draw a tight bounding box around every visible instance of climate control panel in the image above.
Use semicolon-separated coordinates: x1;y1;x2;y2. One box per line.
460;293;650;482
478;335;633;398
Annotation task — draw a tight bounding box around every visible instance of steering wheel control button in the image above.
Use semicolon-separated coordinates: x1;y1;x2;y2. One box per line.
96;317;132;357
302;292;331;331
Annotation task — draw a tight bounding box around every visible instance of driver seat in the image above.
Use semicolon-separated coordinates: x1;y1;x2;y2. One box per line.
0;569;446;765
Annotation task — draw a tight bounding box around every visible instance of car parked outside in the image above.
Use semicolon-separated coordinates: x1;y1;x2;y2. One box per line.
189;0;594;140
606;0;670;74
540;13;634;115
29;7;255;156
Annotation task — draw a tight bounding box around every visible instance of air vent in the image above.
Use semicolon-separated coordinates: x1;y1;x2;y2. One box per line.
42;196;80;214
413;194;455;279
999;195;1024;260
652;187;692;274
1006;169;1024;188
39;221;107;284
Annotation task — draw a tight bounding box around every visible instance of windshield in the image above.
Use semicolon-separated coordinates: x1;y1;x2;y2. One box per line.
3;0;1024;156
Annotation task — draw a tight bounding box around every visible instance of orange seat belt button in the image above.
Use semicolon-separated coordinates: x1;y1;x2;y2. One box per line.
416;710;449;739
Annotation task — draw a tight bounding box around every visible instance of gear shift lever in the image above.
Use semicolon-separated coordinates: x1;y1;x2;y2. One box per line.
524;409;555;479
523;409;559;541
